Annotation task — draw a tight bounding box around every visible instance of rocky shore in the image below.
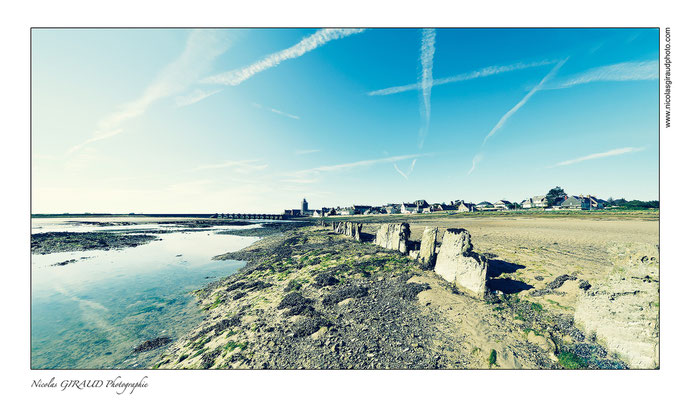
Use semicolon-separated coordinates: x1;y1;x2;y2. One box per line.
31;231;160;255
154;225;626;369
215;221;312;237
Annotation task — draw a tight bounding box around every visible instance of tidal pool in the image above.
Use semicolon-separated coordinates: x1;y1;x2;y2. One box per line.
31;219;260;369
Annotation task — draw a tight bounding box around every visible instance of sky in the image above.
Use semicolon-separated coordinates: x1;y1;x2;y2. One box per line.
31;28;659;213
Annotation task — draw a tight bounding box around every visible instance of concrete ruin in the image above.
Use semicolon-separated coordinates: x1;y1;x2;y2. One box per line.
574;243;660;369
374;223;411;254
418;226;438;270
434;228;488;298
331;221;363;242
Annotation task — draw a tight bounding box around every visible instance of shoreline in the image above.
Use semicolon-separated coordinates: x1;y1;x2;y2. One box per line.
154;225;630;369
29;216;658;369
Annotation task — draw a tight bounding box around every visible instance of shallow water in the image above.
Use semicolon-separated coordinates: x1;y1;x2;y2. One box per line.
31;219;260;369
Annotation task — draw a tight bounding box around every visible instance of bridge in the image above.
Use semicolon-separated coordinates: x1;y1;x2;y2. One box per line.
211;213;290;220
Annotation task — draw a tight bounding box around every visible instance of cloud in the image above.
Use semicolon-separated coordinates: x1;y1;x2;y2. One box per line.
295;149;320;155
252;102;300;120
202;28;365;86
175;88;223;107
483;59;567;145
191;159;268;173
69;30;232;153
418;29;436;149
292;153;432;177
547;60;657;89
368;59;556;96
550;147;644;167
467;153;483;175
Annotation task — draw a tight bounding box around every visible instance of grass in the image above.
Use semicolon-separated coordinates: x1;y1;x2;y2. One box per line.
545;299;571;311
222;341;248;356
489;349;498;368
319;208;658;224
557;351;587;369
204;293;224;311
189;335;212;351
285;278;309;292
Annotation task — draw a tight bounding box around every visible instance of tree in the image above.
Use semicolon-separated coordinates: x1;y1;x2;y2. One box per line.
546;186;567;206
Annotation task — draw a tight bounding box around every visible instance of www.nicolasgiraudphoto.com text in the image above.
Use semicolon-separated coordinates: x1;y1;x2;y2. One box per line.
664;27;671;128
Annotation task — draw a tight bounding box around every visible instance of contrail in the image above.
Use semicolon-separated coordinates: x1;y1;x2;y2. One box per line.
467;153;483;175
202;28;365;86
549;60;657;89
418;28;436;149
550;147;644;167
483;58;567;145
368;59;556;96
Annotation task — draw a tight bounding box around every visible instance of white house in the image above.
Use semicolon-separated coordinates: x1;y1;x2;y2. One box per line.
401;203;420;214
458;201;477;212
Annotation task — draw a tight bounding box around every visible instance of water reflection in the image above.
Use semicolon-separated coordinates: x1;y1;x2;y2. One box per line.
31;219;260;369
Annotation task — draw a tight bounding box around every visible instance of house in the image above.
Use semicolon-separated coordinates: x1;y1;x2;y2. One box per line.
476;201;494;210
560;195;584;209
458;201;477;212
520;199;533;209
352;205;372;214
560;195;605;210
441;203;457;211
413;199;429;208
401;203;420;214
384;204;401;214
531;195;549;208
494;200;512;210
312;207;336;217
583;195;605;210
338;207;355;215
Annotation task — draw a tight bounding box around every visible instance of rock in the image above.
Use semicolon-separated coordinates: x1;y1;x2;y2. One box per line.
418;227;438;270
374;223;411;254
546;274;577;290
278;292;313;310
574;243;659;369
314;273;339;288
395;282;430;300
434;228;488;298
292;317;330;337
323;285;368;305
133;337;172;353
578;279;592;291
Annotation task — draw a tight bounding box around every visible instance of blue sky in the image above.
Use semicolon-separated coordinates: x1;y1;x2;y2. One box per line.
32;28;659;213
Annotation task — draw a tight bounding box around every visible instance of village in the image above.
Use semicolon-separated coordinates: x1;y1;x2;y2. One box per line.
287;190;608;218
